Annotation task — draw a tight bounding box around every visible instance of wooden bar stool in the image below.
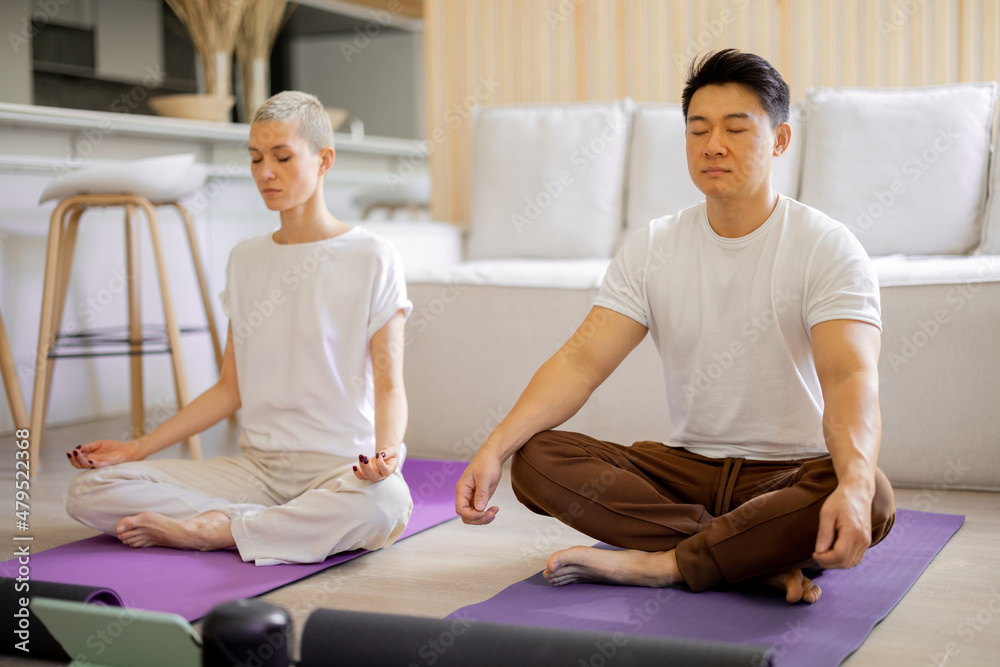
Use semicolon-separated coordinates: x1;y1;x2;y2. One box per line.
29;154;223;473
1;307;29;432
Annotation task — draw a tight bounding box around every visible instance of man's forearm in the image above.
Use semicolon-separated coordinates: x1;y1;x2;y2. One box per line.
822;369;881;496
483;353;597;463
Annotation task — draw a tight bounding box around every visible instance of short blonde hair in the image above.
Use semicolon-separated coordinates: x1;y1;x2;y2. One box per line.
251;91;334;153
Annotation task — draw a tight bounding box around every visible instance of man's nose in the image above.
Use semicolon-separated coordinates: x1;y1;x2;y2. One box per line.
704;129;727;155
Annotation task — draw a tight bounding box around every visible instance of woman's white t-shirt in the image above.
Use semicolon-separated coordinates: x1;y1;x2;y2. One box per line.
221;226;412;459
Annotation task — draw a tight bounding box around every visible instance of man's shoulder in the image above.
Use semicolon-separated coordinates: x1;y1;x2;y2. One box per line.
781;196;848;236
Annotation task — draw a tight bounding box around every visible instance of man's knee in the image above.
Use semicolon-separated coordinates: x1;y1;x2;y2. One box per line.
870;468;896;546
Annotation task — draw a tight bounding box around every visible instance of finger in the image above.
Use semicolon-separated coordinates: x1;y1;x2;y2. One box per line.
78;442;102;455
457;506;498;525
374;452;391;477
814;511;836;556
473;485;492;512
72;449;95;468
455;474;476;514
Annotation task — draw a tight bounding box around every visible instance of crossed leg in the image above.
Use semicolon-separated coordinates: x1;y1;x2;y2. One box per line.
511;431;895;603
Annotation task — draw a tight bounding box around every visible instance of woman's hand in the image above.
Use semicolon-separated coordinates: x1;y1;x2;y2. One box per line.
353;445;400;482
67;440;143;469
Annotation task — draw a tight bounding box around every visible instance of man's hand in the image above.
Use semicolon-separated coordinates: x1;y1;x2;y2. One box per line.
455;450;503;525
813;482;873;569
353;446;401;482
67;440;143;469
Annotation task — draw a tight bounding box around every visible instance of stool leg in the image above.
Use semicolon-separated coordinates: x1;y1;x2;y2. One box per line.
170;203;223;372
139;200;202;460
0;309;29;431
169;202;235;425
29;199;75;475
42;206;83;417
125;204;144;440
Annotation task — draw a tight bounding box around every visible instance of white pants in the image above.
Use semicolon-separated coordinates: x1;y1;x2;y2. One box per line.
65;436;413;566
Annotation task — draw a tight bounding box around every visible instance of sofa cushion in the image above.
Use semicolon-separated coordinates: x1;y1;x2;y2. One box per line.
625;103;803;235
798;83;997;256
977;107;1000;255
465;101;631;260
357;221;464;275
871;254;1000;287
407;258;610;290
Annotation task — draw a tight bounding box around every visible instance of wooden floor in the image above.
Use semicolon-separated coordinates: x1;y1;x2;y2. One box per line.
2;415;999;666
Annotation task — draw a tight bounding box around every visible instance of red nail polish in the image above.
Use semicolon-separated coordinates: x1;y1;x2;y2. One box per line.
360;455;369;464
353;465;358;472
66;452;72;459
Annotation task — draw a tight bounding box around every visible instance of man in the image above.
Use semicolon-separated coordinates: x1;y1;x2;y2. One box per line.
64;91;413;565
456;49;895;603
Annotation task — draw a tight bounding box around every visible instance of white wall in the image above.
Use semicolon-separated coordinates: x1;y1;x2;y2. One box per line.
292;31;425;140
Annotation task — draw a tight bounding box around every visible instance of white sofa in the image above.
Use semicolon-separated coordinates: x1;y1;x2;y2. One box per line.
370;82;1000;491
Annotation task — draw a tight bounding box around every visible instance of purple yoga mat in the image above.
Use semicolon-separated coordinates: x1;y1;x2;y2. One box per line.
0;459;463;622
449;509;963;667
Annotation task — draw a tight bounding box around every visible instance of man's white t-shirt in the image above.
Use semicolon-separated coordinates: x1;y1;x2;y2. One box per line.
594;195;881;461
220;226;412;459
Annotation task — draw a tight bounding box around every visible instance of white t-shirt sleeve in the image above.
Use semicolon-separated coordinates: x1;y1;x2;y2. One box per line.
219;253;233;319
367;242;413;340
593;227;651;327
805;227;882;332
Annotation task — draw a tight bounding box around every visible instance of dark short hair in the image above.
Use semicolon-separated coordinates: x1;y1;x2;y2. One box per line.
681;49;790;128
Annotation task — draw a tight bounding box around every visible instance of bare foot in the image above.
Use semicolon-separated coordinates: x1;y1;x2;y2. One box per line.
761;569;822;604
115;511;235;551
543;546;682;588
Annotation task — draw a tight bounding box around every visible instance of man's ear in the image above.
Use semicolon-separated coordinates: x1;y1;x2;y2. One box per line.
773;122;791;157
318;145;336;175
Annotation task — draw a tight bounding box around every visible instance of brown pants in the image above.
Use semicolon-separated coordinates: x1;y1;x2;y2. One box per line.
511;431;896;592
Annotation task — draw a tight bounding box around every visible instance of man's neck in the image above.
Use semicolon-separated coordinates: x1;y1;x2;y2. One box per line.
705;188;779;239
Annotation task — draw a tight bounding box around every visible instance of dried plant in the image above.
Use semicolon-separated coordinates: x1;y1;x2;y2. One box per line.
164;0;251;96
236;0;297;119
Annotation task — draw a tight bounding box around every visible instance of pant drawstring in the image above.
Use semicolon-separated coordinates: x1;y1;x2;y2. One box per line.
714;457;744;516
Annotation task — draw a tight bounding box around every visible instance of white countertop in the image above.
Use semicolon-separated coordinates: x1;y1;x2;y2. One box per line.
0;102;423;157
